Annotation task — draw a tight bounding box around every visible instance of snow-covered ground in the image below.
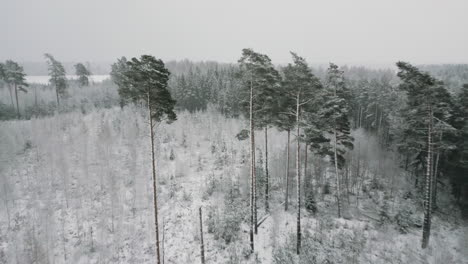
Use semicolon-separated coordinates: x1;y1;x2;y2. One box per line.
0;107;466;263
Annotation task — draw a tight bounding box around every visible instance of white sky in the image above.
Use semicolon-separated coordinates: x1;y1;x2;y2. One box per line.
1;0;468;65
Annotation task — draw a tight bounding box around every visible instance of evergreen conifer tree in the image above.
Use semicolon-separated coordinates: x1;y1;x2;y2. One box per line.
74;63;92;87
44;53;67;106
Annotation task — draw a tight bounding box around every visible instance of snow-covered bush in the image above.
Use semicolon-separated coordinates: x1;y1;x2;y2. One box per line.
274;223;367;264
395;205;414;234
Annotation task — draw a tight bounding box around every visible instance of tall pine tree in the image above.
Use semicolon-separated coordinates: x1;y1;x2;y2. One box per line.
116;55;176;264
396;62;453;249
281;52;322;254
238;48;280;251
44;53;67;107
4;60;28;118
74;63;92;87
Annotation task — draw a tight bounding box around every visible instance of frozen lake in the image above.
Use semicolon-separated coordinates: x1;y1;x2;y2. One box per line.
25;75;110;84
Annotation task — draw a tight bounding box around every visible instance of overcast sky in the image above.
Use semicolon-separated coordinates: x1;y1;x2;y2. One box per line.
2;0;468;66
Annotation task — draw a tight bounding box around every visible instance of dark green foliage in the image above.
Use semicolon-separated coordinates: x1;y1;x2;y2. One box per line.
395;205;415;234
378;199;391;226
0;60;28;86
396;62;454;182
235;129;249;141
74;63;91;87
323;182;331;195
0;63;5;81
115;55;176;123
280;52;323;131
305;190;317;214
3;60;28;89
110;57;130;107
238;48;281;129
205;196;244;245
44;53;67;103
0;102;16;120
273;227;366;264
166;63;243;116
318;63;354;169
448;84;468;202
3;60;29;118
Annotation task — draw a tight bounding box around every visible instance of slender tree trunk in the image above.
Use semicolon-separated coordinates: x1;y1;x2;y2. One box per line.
148;93;161;264
34;85;38;108
359;107;363;128
432;132;442;212
357;106;361;129
374;104;378;130
8;84;14;108
378;111;383;133
304;143;308;203
249;79;255;251
422;107;433;249
285;129;290;211
265;126;269;213
199;207;205;264
296;94;301;255
14;84;20;118
55;77;60;107
334;128;342;218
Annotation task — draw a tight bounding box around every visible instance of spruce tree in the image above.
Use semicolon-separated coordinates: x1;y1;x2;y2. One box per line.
74;63;92;87
0;63;5;84
44;53;67;107
116;55;176;264
449;84;468;203
320;63;354;218
110;57;131;107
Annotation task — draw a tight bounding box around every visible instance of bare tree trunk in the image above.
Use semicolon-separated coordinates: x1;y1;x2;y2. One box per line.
422;107;433;249
334;128;342;218
14;84;20;118
359;107;363;128
265;126;269;213
432;132;442;212
285;130;290;211
304;143;308;203
199;207;205;264
34;85;38;107
162;218;165;264
296;94;301;255
149;93;161;264
55;78;60;107
249;79;255;251
8;84;15;108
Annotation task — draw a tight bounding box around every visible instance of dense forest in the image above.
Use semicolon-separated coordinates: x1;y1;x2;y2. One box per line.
0;52;467;263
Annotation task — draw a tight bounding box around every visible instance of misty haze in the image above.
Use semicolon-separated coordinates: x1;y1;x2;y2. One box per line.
1;0;467;263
